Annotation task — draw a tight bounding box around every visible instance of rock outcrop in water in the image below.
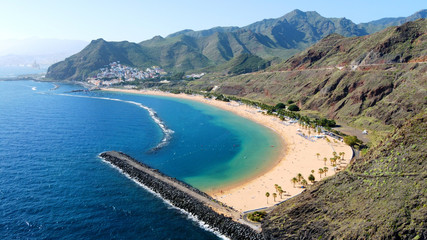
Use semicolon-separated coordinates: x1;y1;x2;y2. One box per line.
99;151;264;240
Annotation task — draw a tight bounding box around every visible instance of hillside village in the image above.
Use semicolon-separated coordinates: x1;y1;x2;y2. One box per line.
87;62;167;86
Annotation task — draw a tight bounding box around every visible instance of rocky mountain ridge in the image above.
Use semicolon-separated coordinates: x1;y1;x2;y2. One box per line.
193;19;426;133
46;9;426;81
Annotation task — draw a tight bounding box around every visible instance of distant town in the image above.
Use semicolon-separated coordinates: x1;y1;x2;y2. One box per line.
87;61;206;86
87;62;167;86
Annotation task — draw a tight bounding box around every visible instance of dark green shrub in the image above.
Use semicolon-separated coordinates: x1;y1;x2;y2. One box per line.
275;102;286;109
288;104;300;111
248;211;267;222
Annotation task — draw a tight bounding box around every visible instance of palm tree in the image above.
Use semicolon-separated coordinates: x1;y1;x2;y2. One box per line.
273;193;277;202
296;173;303;182
318;168;324;178
316;153;320;160
323;157;328;166
308;174;315;184
323;167;328;176
274;184;279;192
265;192;270;204
329;157;336;165
278;187;284;199
301;179;308;188
311;169;315;174
291;177;298;188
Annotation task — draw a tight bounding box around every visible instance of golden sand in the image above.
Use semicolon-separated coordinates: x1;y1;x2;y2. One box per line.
102;88;353;212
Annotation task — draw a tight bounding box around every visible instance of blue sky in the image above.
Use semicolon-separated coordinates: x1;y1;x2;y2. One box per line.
0;0;425;42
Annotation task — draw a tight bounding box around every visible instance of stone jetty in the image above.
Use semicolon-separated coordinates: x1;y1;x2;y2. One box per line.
99;151;264;240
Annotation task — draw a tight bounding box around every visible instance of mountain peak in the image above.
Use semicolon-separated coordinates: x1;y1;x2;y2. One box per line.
47;9;426;81
167;29;194;38
152;35;164;41
289;9;304;15
408;9;427;20
282;9;322;20
91;38;107;44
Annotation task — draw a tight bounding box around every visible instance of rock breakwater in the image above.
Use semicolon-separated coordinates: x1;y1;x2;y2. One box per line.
99;151;264;240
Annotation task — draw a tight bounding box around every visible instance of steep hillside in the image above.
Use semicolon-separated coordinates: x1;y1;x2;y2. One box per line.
157;9;370;61
138;34;212;71
360;9;427;34
46;39;157;80
195;19;427;132
262;111;427;239
46;9;425;81
242;10;367;49
211;53;272;75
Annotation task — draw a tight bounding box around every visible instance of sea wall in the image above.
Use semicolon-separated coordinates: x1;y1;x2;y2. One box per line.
99;151;264;240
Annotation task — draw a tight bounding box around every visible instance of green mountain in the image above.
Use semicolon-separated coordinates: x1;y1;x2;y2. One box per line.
360;9;427;34
144;9;369;61
194;19;426;134
46;39;157;80
262;110;427;239
46;9;425;81
242;9;367;48
207;53;272;75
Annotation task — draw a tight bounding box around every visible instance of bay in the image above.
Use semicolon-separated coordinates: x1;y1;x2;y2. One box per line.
0;80;280;239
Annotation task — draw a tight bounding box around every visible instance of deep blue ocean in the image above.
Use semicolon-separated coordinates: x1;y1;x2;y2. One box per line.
0;80;281;239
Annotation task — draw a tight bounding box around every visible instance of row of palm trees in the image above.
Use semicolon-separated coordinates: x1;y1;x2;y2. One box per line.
264;151;347;204
316;151;346;172
265;184;287;203
297;122;323;137
289;166;330;188
317;167;328;178
290;173;308;188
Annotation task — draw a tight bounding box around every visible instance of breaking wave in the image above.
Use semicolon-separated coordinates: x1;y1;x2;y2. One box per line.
56;93;174;152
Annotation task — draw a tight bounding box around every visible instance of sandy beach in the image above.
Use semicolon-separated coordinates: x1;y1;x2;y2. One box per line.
102;88;353;212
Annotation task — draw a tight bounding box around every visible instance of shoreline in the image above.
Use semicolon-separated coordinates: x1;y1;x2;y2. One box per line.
102;88;353;212
103;88;288;195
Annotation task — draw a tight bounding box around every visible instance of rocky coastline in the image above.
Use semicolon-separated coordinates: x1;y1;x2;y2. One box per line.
99;151;264;240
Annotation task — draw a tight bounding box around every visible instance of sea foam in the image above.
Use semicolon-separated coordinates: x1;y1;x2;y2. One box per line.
99;157;229;240
56;93;174;152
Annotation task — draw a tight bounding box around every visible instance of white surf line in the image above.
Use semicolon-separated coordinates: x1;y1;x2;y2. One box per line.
56;93;174;151
99;157;229;240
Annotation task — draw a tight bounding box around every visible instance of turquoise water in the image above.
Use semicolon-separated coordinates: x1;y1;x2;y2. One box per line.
0;80;281;239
